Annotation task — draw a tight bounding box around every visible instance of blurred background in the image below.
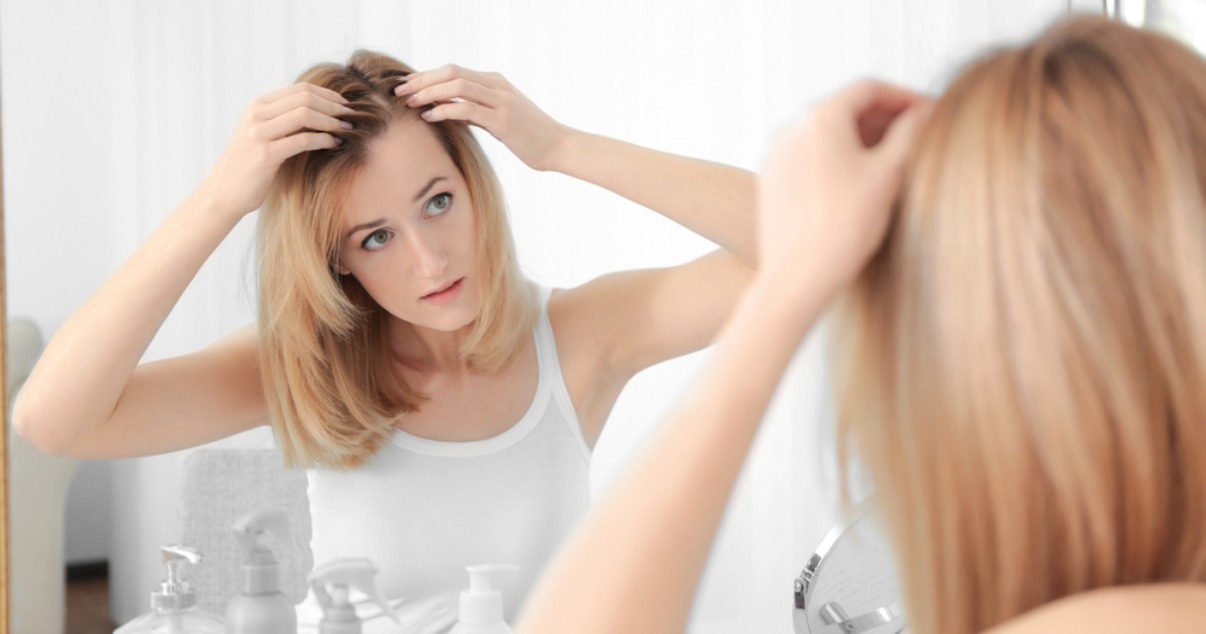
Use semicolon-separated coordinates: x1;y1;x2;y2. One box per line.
3;1;1202;633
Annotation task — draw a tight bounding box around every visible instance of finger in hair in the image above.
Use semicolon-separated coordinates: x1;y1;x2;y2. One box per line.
407;78;500;109
260;106;349;141
271;131;342;162
257;89;354;122
421;100;492;125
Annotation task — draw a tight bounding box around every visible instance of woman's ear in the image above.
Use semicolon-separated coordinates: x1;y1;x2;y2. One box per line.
331;256;352;277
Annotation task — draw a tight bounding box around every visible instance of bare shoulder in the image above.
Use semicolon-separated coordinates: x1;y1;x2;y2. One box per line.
546;259;738;376
545;283;631;445
546;282;607;355
545;277;634;379
202;321;260;356
985;584;1206;634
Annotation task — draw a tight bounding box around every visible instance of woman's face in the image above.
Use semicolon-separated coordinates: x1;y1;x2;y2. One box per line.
338;118;481;332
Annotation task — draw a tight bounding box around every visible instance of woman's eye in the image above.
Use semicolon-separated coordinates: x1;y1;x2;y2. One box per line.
425;193;452;216
361;229;392;250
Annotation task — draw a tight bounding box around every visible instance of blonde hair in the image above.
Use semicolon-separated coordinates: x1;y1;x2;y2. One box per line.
835;16;1206;634
257;51;536;471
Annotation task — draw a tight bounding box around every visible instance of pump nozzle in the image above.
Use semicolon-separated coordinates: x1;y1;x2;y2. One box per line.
457;564;518;627
231;509;294;565
152;545;202;611
466;564;517;593
115;545;225;634
308;558;399;633
230;509;295;599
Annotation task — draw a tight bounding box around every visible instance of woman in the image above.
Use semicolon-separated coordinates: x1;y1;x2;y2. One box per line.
516;15;1206;634
13;51;756;629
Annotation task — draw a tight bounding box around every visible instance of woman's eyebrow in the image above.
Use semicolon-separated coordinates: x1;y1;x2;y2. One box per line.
344;176;450;241
345;218;387;242
412;176;448;203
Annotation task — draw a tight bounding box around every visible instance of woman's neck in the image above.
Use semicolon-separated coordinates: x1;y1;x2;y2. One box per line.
386;317;474;378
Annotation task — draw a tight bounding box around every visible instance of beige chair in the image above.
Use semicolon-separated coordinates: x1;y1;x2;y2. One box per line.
8;318;80;634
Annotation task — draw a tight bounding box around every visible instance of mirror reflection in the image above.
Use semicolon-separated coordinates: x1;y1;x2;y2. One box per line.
10;2;1193;634
4;3;773;633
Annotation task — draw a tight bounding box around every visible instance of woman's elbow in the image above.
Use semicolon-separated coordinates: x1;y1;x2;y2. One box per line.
11;392;74;456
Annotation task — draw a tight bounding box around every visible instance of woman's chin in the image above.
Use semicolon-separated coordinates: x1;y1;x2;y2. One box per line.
407;305;479;333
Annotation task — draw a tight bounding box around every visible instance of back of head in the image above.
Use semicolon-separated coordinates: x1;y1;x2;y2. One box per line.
257;51;535;471
835;16;1206;634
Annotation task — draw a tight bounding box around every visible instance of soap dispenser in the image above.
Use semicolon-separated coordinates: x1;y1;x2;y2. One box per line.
225;509;297;634
115;544;226;634
307;557;399;634
449;564;518;634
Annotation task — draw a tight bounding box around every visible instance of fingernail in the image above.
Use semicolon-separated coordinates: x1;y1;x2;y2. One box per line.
334;137;344;144
340;121;353;130
421;110;434;120
342;106;355;114
339;95;349;104
406;94;418;105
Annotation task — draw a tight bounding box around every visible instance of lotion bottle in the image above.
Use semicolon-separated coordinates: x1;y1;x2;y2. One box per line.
114;545;226;634
307;557;399;634
225;509;297;634
449;564;518;634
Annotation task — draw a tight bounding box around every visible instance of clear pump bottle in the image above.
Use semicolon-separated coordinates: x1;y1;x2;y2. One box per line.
114;545;226;634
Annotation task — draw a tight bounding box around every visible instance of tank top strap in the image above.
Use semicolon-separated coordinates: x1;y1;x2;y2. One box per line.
535;286;592;461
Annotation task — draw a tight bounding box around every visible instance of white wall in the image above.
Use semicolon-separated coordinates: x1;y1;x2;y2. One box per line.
63;461;112;564
3;0;1077;631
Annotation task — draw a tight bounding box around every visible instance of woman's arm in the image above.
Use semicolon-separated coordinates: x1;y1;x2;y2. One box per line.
552;131;757;265
399;65;756;265
13;83;347;458
515;81;933;634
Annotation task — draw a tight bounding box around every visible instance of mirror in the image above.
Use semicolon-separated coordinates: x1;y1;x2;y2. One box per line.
793;500;905;634
1;3;781;632
3;1;1137;633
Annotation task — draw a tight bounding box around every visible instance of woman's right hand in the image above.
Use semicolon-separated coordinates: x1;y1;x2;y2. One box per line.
757;80;933;304
195;82;352;218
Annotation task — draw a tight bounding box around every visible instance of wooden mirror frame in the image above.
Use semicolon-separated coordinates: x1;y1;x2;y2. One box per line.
1;73;11;634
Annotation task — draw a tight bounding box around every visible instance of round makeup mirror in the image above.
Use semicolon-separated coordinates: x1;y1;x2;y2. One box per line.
793;500;906;634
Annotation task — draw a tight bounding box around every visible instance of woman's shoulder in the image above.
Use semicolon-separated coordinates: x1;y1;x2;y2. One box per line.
985;583;1206;634
203;322;260;356
543;282;613;364
544;285;583;356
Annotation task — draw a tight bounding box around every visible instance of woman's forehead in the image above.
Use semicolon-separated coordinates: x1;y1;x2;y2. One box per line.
344;120;460;221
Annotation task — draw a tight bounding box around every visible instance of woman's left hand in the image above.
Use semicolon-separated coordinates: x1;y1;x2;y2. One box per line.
396;64;571;172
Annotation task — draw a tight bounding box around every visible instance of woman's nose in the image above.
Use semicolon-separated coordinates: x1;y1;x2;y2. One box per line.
406;232;447;279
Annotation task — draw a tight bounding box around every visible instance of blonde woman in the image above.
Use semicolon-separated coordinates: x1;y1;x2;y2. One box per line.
14;51;755;630
516;16;1206;634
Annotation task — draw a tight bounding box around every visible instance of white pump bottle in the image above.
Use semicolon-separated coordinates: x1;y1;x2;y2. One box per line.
306;558;399;634
225;509;297;634
449;564;519;634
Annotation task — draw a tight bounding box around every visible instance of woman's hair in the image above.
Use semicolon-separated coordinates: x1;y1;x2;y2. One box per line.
834;16;1206;634
257;50;537;471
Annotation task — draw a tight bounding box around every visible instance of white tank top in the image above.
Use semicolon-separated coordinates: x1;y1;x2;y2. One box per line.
297;287;592;634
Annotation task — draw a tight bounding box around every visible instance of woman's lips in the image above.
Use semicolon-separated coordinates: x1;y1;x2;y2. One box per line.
421;278;464;305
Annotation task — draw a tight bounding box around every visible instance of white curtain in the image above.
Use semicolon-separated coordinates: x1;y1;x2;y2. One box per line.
3;1;1072;630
